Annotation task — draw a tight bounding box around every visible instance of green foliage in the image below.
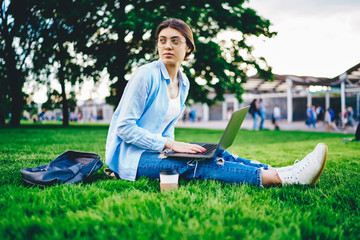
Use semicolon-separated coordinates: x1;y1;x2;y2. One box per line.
1;0;276;126
41;90;77;111
0;125;359;239
71;0;276;106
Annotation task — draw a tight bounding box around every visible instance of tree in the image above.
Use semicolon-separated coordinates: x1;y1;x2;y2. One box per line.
75;0;276;106
0;0;41;126
3;0;275;127
42;89;77;113
1;0;99;126
30;0;101;126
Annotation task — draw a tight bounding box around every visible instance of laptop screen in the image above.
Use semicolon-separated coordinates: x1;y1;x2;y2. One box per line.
214;106;250;156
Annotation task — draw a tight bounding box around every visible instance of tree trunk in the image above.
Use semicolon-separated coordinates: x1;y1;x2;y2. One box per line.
5;40;24;127
0;112;5;125
58;46;69;127
8;67;24;127
112;24;128;105
0;89;7;125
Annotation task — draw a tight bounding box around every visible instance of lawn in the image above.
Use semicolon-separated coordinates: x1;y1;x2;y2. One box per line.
0;124;359;239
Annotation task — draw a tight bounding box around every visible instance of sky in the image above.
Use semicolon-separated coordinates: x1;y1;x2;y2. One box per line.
246;0;360;78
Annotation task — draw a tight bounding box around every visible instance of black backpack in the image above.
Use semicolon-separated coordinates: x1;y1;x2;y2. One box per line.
20;151;103;187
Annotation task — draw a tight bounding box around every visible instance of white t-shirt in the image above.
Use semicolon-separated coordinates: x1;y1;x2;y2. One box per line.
273;106;281;118
157;93;181;135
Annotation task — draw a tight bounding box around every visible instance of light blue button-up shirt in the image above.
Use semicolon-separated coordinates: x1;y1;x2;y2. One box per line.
105;59;189;181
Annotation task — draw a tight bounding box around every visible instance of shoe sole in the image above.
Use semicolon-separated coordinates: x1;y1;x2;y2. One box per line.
310;143;328;187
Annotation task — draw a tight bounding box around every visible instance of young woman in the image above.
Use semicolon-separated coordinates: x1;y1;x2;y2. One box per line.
105;18;328;187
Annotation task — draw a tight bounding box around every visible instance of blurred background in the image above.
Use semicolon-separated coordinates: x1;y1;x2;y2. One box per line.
1;0;359;128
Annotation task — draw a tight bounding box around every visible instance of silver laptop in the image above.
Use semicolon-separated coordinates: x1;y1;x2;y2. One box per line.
165;106;250;159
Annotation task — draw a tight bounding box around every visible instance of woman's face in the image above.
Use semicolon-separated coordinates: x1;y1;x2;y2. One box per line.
157;27;189;67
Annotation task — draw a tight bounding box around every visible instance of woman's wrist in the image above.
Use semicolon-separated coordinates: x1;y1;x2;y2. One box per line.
165;139;175;150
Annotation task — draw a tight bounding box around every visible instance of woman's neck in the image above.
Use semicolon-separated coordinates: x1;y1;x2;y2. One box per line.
164;63;180;81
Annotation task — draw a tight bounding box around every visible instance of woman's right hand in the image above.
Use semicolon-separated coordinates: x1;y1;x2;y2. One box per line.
165;140;206;153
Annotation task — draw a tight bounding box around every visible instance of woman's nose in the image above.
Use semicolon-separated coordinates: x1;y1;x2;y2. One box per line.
164;40;172;49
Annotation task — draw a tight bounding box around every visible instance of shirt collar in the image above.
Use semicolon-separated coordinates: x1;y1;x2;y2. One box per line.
158;59;187;87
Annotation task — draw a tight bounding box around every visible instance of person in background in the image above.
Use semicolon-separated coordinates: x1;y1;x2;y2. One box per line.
272;104;281;130
316;105;324;126
345;106;355;132
182;109;188;122
329;108;335;122
335;112;344;129
249;99;259;130
258;98;266;130
306;105;316;128
189;110;196;122
37;109;46;123
324;108;336;132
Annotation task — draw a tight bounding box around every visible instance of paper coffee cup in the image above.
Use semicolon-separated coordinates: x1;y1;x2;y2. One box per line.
160;169;179;192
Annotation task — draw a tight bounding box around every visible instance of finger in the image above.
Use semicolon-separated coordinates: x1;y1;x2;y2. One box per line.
193;147;204;153
191;144;205;149
188;145;201;153
193;144;206;152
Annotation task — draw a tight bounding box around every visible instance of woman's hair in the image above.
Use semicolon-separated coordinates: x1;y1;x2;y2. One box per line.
155;18;195;60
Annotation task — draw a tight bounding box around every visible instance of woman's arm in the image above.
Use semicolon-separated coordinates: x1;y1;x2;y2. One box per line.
116;67;167;152
116;66;205;154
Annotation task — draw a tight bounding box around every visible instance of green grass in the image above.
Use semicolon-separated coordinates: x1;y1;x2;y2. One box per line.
0;124;359;239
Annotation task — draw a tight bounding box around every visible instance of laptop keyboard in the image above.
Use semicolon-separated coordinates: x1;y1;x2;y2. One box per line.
198;144;217;155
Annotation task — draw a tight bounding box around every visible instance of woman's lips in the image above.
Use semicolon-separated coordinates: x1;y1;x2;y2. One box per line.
164;53;173;57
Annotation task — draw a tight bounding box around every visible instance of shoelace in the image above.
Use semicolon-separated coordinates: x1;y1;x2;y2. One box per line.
283;159;299;171
293;149;315;167
293;155;311;175
282;154;313;182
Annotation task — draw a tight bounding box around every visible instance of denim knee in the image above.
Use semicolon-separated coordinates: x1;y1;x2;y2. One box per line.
193;157;263;186
219;150;269;170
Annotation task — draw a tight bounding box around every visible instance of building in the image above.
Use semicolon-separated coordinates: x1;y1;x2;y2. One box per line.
188;63;360;122
78;100;114;123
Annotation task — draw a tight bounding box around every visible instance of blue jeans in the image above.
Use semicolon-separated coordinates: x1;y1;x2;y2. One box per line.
259;111;266;130
253;112;259;130
307;117;316;128
137;150;269;186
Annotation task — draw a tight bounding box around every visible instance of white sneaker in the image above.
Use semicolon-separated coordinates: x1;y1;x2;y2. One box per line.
277;143;328;186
